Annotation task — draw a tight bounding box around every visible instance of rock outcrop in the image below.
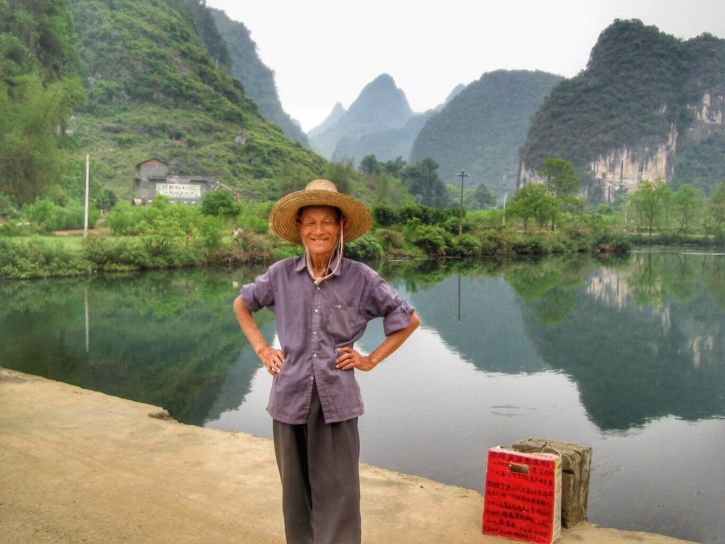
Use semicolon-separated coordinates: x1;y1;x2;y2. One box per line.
519;20;725;197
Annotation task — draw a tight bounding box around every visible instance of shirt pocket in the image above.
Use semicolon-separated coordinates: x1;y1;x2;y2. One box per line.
324;301;363;345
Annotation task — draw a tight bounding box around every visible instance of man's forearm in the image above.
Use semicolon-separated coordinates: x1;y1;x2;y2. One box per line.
368;311;420;366
233;295;269;356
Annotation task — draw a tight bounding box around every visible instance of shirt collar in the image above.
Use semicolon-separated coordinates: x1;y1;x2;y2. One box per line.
292;254;344;277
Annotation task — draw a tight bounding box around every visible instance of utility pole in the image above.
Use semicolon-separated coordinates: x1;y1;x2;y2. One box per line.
83;154;90;239
503;192;508;225
457;169;469;235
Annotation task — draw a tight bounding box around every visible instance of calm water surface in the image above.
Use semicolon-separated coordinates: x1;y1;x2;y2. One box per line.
1;251;723;543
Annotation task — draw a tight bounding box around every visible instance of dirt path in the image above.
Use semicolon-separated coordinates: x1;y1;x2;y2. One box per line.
0;368;695;544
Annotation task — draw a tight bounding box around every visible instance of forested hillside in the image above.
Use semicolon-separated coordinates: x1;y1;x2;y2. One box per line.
0;0;84;202
411;70;562;196
208;7;308;146
69;0;322;200
521;19;725;198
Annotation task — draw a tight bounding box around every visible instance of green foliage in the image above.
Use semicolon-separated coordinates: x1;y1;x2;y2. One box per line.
0;0;78;81
704;181;725;234
628;179;666;237
0;73;84;202
401;158;451;207
22;198;99;231
359;155;382;176
374;228;406;252
322;160;356;195
0;192;19;220
196;215;223;253
508;183;557;230
672;184;702;234
0;0;85;203
409;225;450;257
0;238;90;278
538;158;580;197
467;184;497;210
372;205;398;227
449;234;481;257
201;190;238;217
345;235;384;261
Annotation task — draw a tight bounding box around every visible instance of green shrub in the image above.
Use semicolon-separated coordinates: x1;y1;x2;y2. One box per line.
375;228;405;250
108;203;146;235
0;221;41;237
593;230;633;254
345;235;384;261
450;234;481;257
0;193;19;220
235;200;271;234
22;199;99;232
201;190;239;217
512;235;546;255
0;239;90;278
196;216;223;253
411;225;450;257
373;205;398;227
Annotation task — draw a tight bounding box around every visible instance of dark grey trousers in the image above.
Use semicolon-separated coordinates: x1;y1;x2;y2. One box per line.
272;382;361;544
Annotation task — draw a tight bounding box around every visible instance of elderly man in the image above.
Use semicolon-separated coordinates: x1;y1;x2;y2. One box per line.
233;179;420;544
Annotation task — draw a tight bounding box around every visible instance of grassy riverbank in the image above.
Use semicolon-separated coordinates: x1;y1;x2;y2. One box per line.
1;227;721;280
2;197;723;279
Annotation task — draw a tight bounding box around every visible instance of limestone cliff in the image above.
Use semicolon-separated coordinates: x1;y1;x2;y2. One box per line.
519;20;725;198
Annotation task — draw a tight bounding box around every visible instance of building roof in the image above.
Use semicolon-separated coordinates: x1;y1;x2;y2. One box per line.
135;158;169;168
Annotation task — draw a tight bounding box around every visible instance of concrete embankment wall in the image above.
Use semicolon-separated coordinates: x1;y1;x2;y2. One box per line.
0;369;694;544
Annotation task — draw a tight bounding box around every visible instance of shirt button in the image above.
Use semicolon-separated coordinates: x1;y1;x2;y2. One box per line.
316;287;320;291
314;308;319;313
313;353;317;358
313;331;317;335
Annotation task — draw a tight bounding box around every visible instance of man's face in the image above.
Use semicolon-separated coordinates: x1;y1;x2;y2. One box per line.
298;206;341;257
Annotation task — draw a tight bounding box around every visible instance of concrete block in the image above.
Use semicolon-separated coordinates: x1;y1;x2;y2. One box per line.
512;437;592;528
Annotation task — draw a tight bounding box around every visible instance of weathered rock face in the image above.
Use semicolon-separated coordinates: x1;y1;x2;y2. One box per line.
520;89;725;198
518;20;725;197
688;91;725;140
587;124;678;198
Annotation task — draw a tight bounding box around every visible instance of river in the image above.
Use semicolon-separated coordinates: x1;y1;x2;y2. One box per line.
1;250;723;543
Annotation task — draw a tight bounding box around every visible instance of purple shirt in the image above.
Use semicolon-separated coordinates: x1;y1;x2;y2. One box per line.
241;255;415;424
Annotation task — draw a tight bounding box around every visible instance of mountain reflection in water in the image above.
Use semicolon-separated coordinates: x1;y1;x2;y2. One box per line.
0;251;723;543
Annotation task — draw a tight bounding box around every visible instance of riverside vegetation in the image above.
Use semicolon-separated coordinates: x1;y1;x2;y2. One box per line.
1;159;724;279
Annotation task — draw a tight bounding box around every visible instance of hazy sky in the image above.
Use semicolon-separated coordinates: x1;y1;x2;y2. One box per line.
206;0;725;132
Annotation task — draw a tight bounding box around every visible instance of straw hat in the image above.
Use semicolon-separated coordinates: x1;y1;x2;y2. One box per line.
269;179;372;245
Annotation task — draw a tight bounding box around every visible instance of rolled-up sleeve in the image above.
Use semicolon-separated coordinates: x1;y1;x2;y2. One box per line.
363;276;415;336
240;268;275;312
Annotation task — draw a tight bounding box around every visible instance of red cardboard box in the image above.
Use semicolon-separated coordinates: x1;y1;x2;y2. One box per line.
483;447;562;544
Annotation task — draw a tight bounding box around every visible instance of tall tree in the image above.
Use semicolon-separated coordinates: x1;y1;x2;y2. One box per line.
509;183;556;231
538;157;580;197
0;0;83;202
704;181;725;234
468;184;497;210
672;184;702;234
629;179;666;237
402;158;450;207
359;154;381;176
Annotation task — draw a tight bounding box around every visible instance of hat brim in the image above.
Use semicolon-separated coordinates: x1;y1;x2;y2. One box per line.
269;189;372;245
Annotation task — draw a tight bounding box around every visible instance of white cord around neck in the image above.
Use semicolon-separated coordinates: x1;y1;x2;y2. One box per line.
305;222;344;286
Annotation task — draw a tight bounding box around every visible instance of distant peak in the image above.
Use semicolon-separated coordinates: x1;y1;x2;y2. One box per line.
349;73;413;118
363;73;398;92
